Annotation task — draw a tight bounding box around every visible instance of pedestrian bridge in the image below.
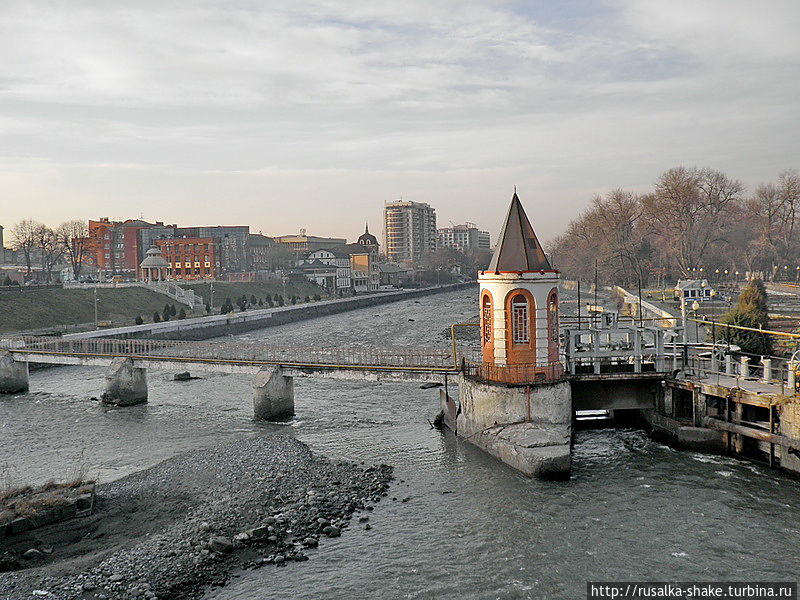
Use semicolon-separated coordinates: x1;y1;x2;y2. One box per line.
0;335;460;419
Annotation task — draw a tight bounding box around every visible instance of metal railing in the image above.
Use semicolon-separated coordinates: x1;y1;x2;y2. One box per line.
463;360;564;385
682;346;799;396
0;335;456;371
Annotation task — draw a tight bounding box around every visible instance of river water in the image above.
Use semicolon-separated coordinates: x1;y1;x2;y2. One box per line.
2;290;799;599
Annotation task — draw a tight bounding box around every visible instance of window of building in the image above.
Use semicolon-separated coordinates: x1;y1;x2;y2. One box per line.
482;295;492;345
511;295;529;344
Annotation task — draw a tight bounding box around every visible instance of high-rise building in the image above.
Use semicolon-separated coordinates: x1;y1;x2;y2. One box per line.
383;200;437;263
437;223;491;251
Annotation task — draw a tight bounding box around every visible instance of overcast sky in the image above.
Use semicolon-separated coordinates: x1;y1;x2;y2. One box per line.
1;0;798;245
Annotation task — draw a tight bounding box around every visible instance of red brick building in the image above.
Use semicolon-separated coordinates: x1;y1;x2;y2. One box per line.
156;237;218;280
85;218;169;276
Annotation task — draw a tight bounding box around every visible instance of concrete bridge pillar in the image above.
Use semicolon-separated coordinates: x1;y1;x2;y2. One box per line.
102;357;147;406
0;352;29;394
253;366;294;420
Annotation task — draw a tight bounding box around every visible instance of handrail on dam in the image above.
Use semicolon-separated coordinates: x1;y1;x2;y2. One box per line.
0;335;460;373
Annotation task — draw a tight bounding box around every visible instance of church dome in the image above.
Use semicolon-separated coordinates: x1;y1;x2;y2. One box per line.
357;223;378;246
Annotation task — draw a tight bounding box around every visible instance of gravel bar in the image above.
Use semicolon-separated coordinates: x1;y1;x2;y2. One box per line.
0;435;393;600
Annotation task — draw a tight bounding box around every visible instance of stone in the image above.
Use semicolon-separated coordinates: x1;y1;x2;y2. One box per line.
322;526;340;538
233;532;250;543
248;525;270;538
109;574;124;583
23;548;43;559
208;537;235;554
302;537;318;548
174;371;191;381
199;521;212;533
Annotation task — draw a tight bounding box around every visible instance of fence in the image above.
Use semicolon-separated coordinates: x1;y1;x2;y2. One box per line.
683;346;799;395
0;335;455;370
463;360;564;385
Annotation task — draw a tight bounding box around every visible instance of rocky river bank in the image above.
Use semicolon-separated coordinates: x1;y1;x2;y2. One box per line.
0;435;393;600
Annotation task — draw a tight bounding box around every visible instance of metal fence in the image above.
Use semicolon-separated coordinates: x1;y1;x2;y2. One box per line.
0;335;455;370
463;360;565;385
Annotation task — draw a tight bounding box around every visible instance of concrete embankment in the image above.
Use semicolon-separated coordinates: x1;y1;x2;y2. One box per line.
65;283;473;342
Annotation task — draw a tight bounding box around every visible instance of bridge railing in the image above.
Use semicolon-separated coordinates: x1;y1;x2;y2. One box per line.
0;335;456;370
463;360;565;385
683;347;799;395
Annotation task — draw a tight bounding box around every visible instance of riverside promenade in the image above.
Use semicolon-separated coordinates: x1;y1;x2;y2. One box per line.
59;283;472;342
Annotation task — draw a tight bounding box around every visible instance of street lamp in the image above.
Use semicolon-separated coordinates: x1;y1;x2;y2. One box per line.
94;285;99;330
692;300;700;343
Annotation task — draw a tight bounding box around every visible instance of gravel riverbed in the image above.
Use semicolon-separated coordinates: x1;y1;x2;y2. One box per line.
0;435;393;600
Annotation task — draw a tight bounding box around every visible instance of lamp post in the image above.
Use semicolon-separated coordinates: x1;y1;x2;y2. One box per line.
692;300;700;343
681;291;688;345
94;285;99;330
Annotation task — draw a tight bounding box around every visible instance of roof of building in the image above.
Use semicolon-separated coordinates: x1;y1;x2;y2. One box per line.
357;223;378;246
139;246;169;268
675;279;711;289
377;263;408;273
487;191;551;272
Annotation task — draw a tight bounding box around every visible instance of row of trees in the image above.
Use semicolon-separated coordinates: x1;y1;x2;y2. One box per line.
550;167;799;286
9;219;90;282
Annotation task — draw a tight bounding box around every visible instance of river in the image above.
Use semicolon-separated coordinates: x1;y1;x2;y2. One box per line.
2;289;799;599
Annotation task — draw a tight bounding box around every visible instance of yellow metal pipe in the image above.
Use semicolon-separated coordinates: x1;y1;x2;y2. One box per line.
687;318;800;339
450;322;480;369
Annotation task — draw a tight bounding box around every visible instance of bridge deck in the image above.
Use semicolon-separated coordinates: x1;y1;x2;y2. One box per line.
0;335;459;378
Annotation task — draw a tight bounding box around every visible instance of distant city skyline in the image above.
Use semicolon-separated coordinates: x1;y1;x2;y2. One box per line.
1;1;798;245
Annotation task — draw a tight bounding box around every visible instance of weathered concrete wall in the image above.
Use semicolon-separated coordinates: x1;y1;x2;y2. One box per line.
65;283;473;342
778;401;800;474
647;411;724;451
102;357;147;406
457;376;571;437
0;351;29;394
253;366;294;421
455;376;571;479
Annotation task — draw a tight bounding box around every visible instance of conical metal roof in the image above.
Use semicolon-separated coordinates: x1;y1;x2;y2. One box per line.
487;192;551;272
140;246;169;268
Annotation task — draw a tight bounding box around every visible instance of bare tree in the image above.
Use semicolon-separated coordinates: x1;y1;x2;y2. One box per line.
56;220;90;281
10;218;40;277
34;224;63;283
642;167;742;276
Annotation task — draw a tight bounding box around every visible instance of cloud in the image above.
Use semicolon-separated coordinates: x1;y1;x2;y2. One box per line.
0;0;798;241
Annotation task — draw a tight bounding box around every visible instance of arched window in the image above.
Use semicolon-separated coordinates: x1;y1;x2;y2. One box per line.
482;295;492;345
511;294;529;343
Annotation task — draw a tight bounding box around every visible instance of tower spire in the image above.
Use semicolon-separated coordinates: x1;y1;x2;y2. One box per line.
488;191;551;272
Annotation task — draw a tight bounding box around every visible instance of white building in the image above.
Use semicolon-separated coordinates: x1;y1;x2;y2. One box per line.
383;200;437;263
437;223;490;251
675;279;714;301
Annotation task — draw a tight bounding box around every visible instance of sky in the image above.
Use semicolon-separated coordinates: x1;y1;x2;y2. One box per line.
1;0;798;246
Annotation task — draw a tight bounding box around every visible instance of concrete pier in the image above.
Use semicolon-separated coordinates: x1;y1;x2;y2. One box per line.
102;357;148;406
454;376;572;479
0;352;29;394
253;366;294;421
